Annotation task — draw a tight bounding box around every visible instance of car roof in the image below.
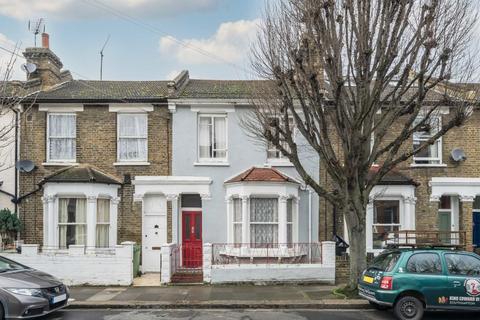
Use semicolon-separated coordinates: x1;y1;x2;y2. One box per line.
379;248;473;255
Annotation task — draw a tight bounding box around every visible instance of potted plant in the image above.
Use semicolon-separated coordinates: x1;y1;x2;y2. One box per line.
0;209;22;250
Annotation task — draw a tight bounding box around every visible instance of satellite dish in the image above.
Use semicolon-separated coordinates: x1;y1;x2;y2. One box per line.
15;160;36;173
21;63;37;74
451;148;467;162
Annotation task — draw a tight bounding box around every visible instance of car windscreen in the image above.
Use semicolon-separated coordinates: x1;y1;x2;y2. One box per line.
0;256;28;273
368;251;402;272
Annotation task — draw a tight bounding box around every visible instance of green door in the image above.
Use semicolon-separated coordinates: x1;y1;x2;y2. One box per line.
438;212;451;244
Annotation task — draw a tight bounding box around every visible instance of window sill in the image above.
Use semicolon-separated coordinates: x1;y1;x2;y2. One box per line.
113;162;150;166
42;162;79;167
265;160;295;167
410;163;447;168
194;162;230;167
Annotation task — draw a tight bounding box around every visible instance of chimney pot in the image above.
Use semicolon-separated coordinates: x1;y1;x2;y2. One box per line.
41;33;49;49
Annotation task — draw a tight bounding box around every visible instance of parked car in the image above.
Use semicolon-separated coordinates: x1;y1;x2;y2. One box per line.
0;255;69;319
359;248;480;320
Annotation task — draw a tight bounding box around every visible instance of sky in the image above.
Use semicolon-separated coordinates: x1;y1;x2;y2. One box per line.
0;0;265;81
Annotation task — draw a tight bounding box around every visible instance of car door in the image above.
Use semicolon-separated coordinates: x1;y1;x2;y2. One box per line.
402;252;448;308
445;253;480;308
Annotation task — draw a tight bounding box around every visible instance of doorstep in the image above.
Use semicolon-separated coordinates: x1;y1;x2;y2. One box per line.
132;273;162;287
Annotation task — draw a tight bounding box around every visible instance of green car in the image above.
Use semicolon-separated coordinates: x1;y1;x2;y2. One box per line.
359;249;480;320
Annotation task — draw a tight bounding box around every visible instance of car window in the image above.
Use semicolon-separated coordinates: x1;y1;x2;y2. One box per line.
406;253;442;274
0;256;27;272
368;251;402;272
445;254;480;276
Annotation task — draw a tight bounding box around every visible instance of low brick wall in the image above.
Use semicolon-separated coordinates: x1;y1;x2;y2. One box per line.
335;254;374;285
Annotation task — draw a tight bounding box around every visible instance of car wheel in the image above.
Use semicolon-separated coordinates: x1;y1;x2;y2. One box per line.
394;296;424;320
369;300;389;310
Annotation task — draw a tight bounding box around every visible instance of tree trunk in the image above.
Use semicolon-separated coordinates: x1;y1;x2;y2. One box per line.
345;207;367;291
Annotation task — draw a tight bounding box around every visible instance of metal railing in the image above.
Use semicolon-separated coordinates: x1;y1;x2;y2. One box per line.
211;242;322;265
383;230;466;249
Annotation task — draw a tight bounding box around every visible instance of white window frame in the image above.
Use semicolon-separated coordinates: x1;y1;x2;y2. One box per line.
372;199;401;250
249;197;279;246
412;115;442;165
96;198;111;248
57;197;87;249
46;112;77;163
232;198;242;245
266;116;295;163
117;113;148;162
197;114;228;163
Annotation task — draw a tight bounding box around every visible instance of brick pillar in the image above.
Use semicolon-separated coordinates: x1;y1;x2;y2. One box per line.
460;196;474;252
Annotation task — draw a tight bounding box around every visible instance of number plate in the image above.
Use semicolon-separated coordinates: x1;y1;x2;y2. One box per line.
52;294;67;304
363;275;374;284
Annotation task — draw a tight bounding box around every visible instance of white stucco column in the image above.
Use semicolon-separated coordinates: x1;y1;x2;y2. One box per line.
241;196;249;245
366;201;374;252
278;196;288;246
86;196;97;253
42;195;55;249
166;194;179;244
404;196;417;230
110;197;120;247
225;196;233;243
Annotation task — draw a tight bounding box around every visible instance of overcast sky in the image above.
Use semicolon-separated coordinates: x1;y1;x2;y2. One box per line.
0;0;264;81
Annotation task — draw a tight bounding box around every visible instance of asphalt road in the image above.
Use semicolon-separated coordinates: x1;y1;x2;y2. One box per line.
40;309;479;320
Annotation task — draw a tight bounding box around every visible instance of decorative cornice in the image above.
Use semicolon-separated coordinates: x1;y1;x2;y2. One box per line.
460;195;475;203
430;195;441;202
165;194;179;201
111;197;121;205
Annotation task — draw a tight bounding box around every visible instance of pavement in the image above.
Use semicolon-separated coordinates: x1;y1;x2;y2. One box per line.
68;284;370;309
44;308;478;320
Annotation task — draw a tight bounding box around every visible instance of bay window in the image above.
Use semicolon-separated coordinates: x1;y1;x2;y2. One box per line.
58;198;86;248
198;114;227;162
117;113;148;162
250;198;278;246
413;115;441;165
47;113;76;162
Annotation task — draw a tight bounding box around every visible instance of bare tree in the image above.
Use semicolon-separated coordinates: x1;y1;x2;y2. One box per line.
244;0;478;290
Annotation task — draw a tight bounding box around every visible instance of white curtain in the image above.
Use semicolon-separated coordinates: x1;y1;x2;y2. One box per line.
48;114;76;161
213;117;226;158
199;117;212;158
250;198;278;245
96;199;110;248
58;198;69;248
58;198;86;248
118;114;147;161
75;199;86;245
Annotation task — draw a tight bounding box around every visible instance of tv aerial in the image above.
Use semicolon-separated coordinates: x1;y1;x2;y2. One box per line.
99;34;110;80
15;160;36;173
28;18;45;47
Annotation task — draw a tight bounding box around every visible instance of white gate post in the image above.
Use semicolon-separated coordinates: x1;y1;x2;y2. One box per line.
203;243;212;283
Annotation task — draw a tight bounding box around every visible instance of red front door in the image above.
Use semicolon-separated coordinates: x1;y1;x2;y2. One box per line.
182;211;202;268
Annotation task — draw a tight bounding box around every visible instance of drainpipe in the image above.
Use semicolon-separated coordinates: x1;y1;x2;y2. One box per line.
12;107;19;214
308;188;312;245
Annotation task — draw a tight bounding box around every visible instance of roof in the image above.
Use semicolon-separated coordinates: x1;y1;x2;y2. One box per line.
369;166;418;186
177;79;264;99
32;80;170;102
40;164;122;185
225;167;299;184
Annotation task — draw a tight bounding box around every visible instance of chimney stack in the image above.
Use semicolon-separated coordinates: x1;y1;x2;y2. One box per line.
23;33;72;89
41;33;49;49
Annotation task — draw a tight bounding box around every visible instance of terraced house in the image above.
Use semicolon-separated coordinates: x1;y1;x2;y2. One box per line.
3;33;480;286
7;35;334;285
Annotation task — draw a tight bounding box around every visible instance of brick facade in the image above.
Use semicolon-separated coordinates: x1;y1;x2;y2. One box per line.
19;104;172;245
319;110;480;251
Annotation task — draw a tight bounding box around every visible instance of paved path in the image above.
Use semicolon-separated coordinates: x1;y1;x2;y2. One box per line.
44;308;475;320
69;285;357;308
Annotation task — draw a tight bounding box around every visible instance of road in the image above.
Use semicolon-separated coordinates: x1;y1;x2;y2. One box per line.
41;308;478;319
